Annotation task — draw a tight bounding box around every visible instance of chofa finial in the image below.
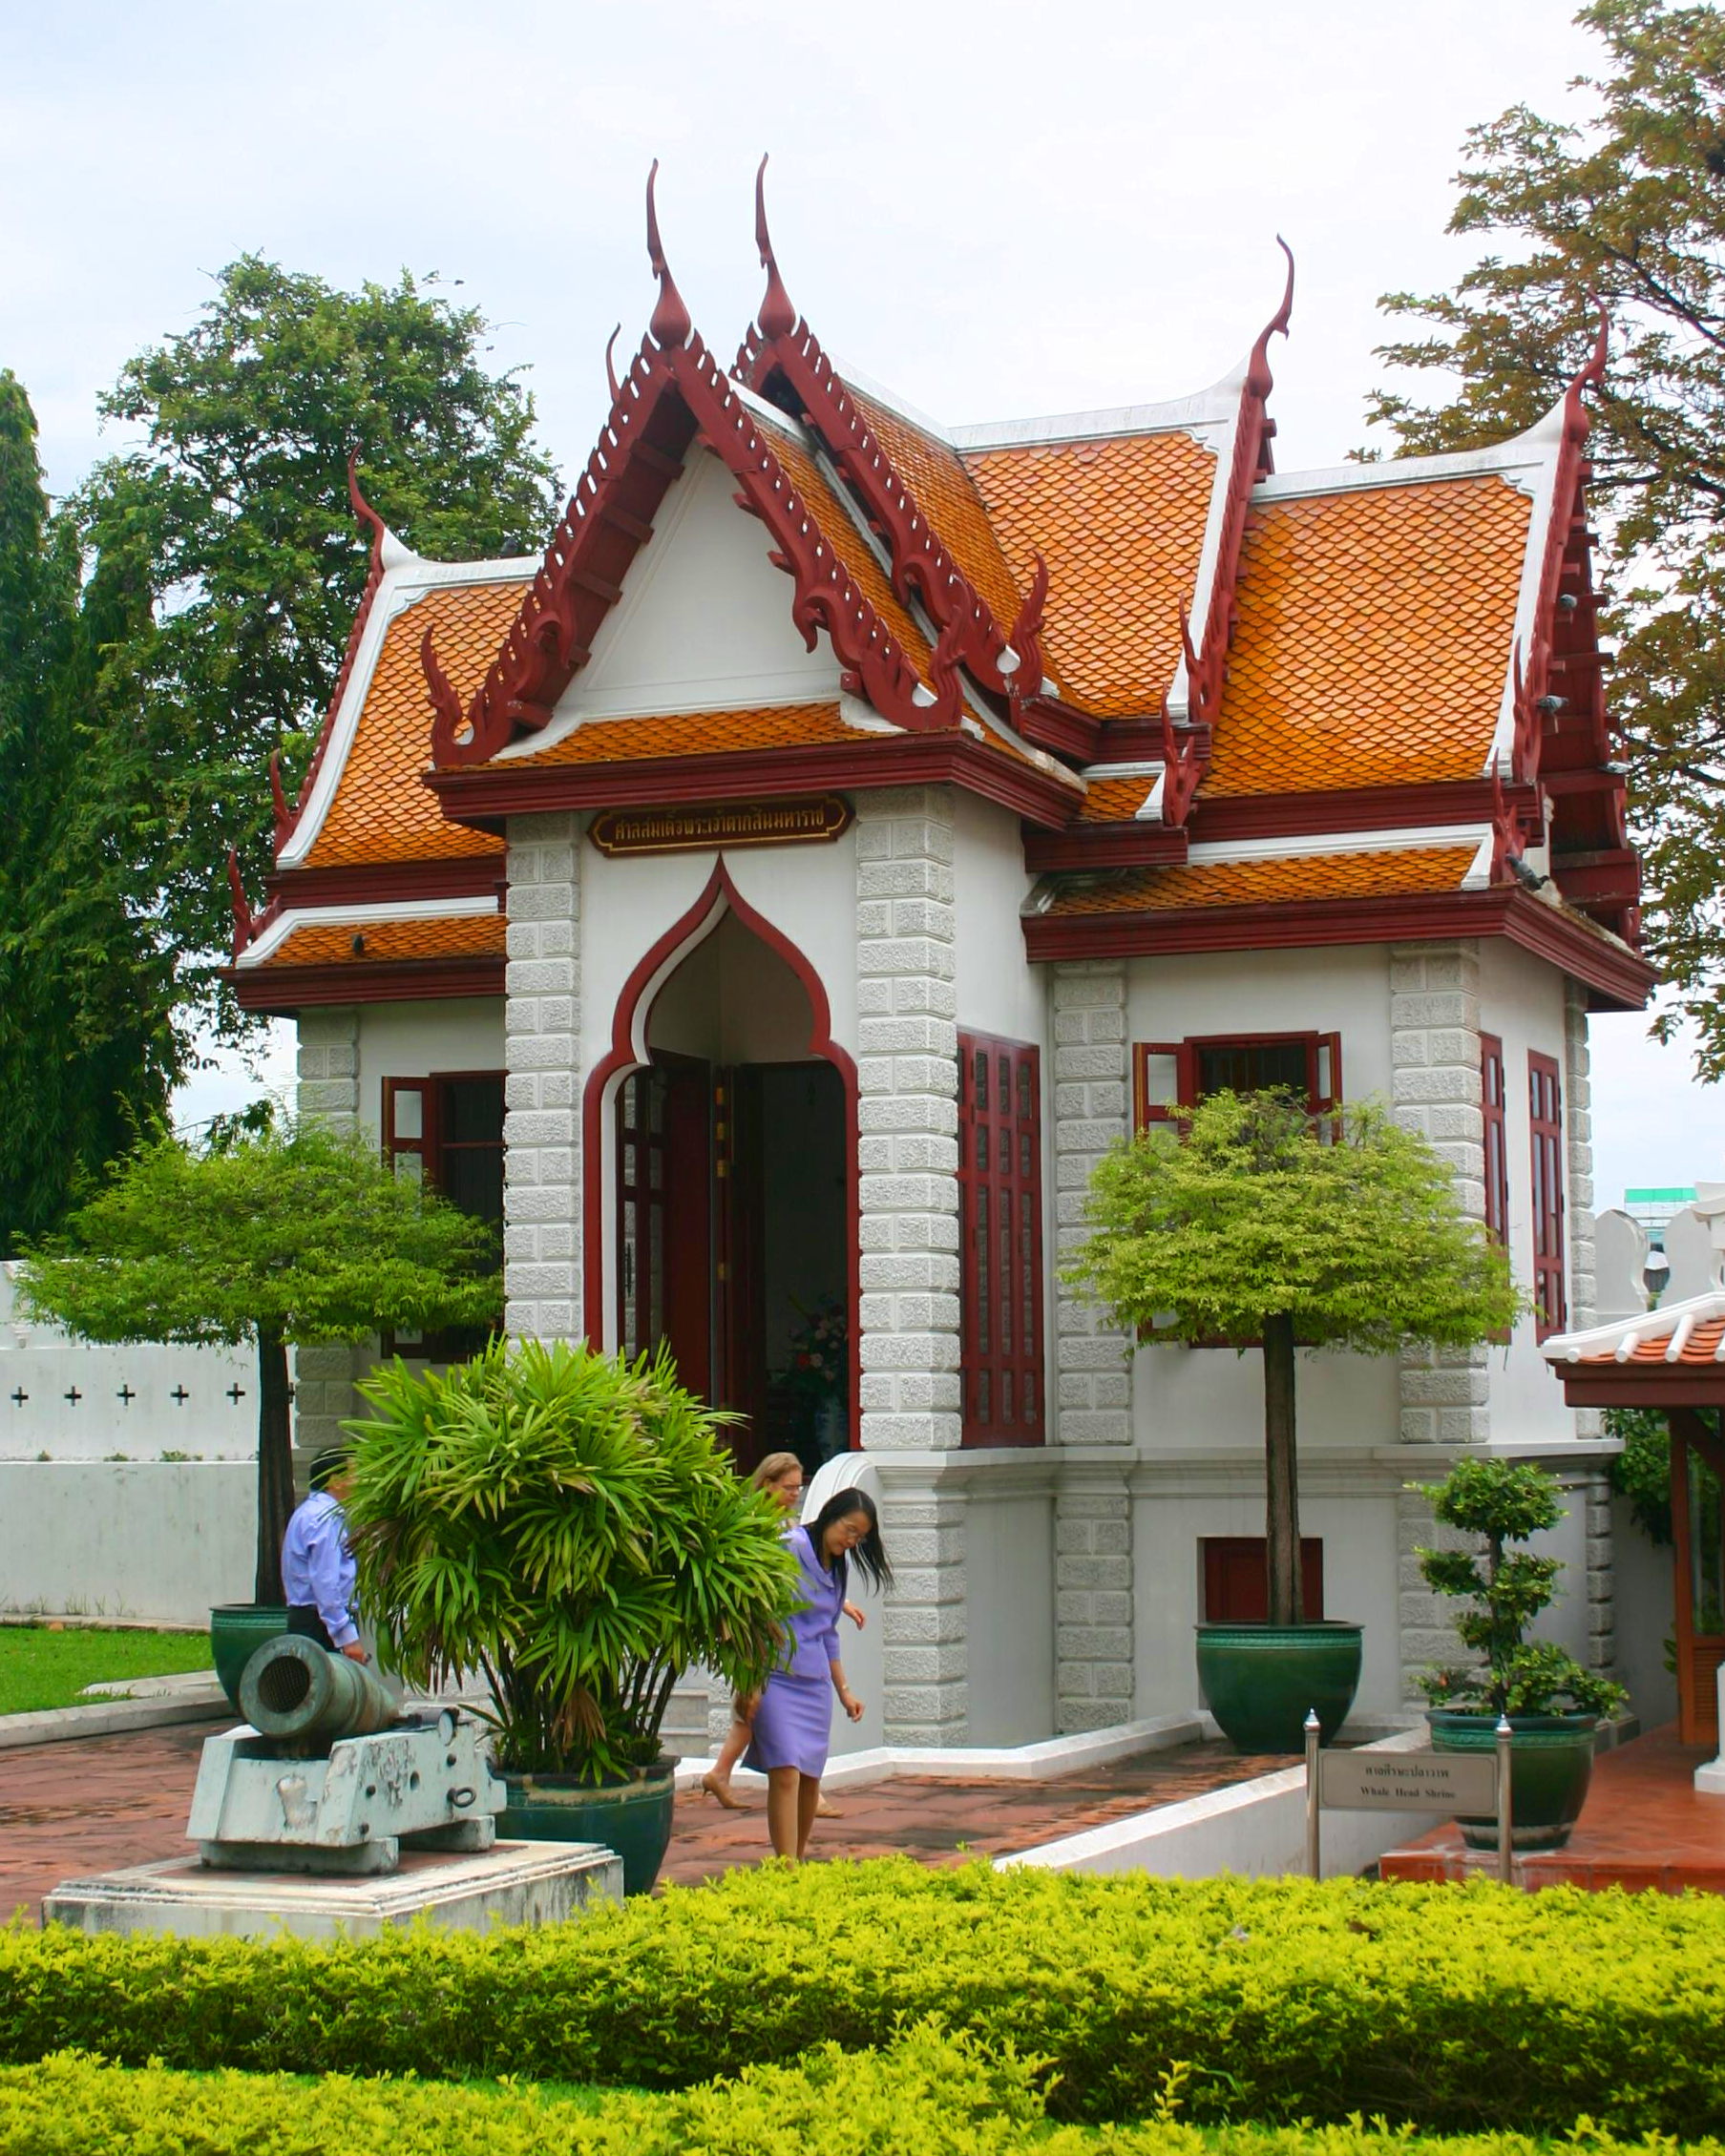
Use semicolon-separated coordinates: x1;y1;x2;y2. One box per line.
645;160;691;350
754;154;797;342
347;451;388;569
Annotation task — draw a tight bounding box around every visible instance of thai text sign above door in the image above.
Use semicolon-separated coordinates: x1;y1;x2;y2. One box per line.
588;797;852;857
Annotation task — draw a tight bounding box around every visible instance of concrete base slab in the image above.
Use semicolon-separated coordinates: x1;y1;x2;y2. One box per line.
42;1838;621;1941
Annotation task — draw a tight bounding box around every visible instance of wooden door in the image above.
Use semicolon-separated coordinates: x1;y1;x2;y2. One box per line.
1671;1409;1725;1747
616;1053;711;1398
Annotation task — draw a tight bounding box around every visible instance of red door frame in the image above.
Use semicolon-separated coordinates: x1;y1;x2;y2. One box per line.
579;859;861;1442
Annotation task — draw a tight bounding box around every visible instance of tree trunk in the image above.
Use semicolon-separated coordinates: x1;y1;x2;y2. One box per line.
253;1323;294;1605
1263;1311;1302;1627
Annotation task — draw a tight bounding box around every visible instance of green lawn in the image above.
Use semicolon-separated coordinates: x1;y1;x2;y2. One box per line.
0;1625;213;1716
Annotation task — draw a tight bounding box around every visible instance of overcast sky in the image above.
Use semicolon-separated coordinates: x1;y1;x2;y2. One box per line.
6;0;1719;1213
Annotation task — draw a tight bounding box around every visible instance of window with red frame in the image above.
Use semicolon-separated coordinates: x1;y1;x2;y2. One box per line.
1528;1050;1567;1339
382;1072;504;1358
1481;1034;1509;1245
957;1034;1044;1446
1135;1032;1341;1127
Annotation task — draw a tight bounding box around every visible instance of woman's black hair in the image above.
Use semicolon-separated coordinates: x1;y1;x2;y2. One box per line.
808;1486;894;1594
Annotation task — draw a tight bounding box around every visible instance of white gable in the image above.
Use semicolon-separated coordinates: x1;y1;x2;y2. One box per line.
546;445;840;725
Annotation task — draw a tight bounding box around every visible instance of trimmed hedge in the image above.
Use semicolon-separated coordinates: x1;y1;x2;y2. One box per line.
6;1865;1725;2132
4;2028;1724;2156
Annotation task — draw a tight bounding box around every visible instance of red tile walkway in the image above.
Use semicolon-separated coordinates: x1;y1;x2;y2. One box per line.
1380;1724;1725;1893
0;1723;1286;1921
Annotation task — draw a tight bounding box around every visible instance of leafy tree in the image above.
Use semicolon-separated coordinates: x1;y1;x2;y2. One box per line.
1064;1093;1522;1626
71;255;560;1035
17;1118;500;1606
1362;0;1725;1069
0;372;179;1247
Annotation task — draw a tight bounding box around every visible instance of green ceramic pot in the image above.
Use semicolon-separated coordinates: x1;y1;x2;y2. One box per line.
209;1602;291;1712
1195;1621;1364;1752
1427;1710;1598;1851
499;1757;678;1895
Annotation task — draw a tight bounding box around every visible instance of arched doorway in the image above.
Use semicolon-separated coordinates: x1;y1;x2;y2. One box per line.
583;867;857;1474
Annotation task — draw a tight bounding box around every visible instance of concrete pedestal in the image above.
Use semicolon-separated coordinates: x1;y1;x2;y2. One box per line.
42;1838;621;1941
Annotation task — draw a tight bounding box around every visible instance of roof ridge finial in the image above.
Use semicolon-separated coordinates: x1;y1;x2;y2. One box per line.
754;154;797;342
1564;299;1610;446
604;324;623;402
347;451;388;570
1247;237;1295;397
645;159;691;350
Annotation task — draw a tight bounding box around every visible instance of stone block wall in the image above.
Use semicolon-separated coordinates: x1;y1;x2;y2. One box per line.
502;813;582;1344
1054;1473;1135;1731
293;1007;366;1457
852;788;967;1744
1051;963;1133;1451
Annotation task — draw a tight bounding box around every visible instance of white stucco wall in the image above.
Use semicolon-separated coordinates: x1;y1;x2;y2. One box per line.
0;1461;254;1624
354;997;507;1138
951;791;1045;1050
542;449;840;725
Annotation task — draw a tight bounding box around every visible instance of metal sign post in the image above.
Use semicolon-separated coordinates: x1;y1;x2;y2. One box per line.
1303;1706;1517;1882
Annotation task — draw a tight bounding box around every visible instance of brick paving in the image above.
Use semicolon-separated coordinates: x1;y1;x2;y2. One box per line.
0;1723;1286;1920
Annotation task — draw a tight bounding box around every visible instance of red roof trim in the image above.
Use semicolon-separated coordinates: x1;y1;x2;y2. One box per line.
1022;823;1190;872
263;854;506;910
739;160;1013;698
1022;881;1654;1011
1553;1368;1725;1409
228;953;504;1015
1191;776;1543;845
427;728;1075;829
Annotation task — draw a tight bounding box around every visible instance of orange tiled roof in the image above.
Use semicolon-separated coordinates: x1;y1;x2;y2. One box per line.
1077;772;1159;824
846;387;1027;638
1041;844;1479;916
1599;1317;1725;1367
507;701;856;768
1206;476;1531;798
963;430;1218;718
305;581;525;866
762;430;935;676
250;912;505;971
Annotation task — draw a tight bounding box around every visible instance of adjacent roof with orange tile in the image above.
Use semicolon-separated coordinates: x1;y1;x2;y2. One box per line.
963;429;1218;718
302;580;524;867
1203;475;1531;798
1546;1293;1725;1371
846;387;1028;638
247;912;505;972
1039;844;1479;916
506;702;856;768
763;428;935;675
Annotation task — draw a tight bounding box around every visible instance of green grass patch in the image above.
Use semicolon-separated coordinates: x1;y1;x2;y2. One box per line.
0;1624;212;1715
9;1866;1725;2134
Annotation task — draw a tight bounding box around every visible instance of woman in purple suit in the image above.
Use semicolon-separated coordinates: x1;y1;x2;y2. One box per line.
746;1486;893;1861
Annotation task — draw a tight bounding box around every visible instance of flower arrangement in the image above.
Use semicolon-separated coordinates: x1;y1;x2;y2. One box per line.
782;1296;847;1409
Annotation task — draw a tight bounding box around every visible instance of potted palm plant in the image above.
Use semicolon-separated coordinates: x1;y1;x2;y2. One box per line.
1415;1455;1627;1851
341;1336;800;1893
1066;1090;1520;1751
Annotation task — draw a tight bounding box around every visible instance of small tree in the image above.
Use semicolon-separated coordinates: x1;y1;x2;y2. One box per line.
1414;1455;1627;1718
1065;1092;1522;1626
18;1117;499;1604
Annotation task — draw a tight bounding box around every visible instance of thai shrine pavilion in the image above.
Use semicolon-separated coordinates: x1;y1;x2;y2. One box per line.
228;168;1652;1750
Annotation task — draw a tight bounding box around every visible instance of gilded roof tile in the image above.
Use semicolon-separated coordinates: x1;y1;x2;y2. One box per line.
962;430;1217;718
845;388;1027;637
253;912;505;970
306;581;524;867
1041;844;1478;916
1207;476;1531;797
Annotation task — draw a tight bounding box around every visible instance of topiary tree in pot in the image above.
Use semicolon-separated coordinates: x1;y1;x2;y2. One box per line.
1065;1090;1522;1750
341;1336;802;1892
1415;1454;1627;1851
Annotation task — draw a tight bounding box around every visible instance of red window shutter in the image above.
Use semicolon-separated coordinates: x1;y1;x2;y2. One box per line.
383;1078;432;1183
957;1033;1044;1447
1481;1035;1508;1245
1135;1041;1195;1128
1528;1051;1567;1339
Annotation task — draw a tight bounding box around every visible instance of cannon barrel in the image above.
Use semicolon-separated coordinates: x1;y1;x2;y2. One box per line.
238;1633;398;1745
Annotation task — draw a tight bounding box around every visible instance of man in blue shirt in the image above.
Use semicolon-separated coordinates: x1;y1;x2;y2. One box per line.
281;1448;368;1663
